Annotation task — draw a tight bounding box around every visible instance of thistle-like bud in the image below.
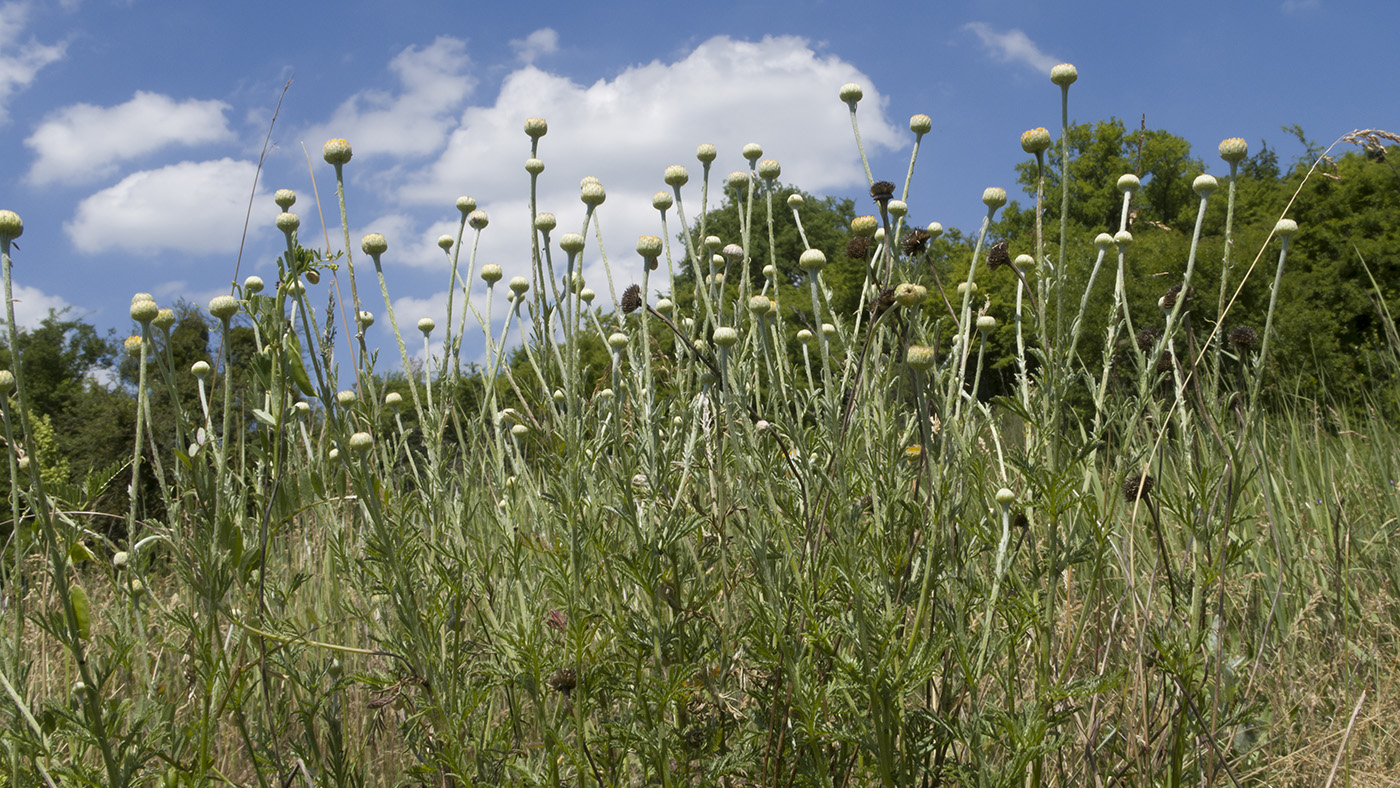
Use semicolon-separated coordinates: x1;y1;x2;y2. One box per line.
1274;218;1298;238
191;360;210;378
704;236;722;252
727;171;750;190
607;332;629;350
1114;230;1134;246
418;317;435;335
456;196;477;214
322;138;353;165
1117;173;1140;192
0;210;22;239
655;298;674;315
274;189;296;209
437;234;454;250
361;233;388;256
741;143;763;162
534;213;557;233
580;181;606;206
1095;233;1115;249
787;193;804;208
906;345;936;371
153;308;176;329
887;200;907;218
696;143;717;163
468;210;490;230
511;424;530;437
1219;137;1248;164
113;551;129;570
894;282;922;308
713;327;739;347
580;288;595;304
977;315;997;332
0;370;15;393
722;243;744;262
336;390;356;406
1228;325;1259;351
757;159;781;181
982;187;1007;209
797;328;813;343
358;310;375;328
348;432;374;454
1193;174;1218;197
123;335;144;355
385;391;403;407
822;323;836;337
276;212;299;233
130;298;159;324
560;233;586;254
524;117;548;139
664;164;689;186
209;296;239;320
762;264;777;278
799;248;827;272
851;215;879;237
477;264;503;285
1021;127;1052;154
910;114;933;134
525;157;545;175
748;295;771;315
509;276;529;295
652;191;674;210
1050;63;1078;87
838;82;863;104
957;282;978;297
636;234;663;259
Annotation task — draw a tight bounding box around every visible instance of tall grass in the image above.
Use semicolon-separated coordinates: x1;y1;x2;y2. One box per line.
1;65;1398;788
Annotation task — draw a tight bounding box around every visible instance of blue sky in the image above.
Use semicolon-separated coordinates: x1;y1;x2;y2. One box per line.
0;0;1392;369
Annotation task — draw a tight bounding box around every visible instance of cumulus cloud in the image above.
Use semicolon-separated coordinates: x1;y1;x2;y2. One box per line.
65;158;269;255
0;2;66;124
510;28;558;65
0;282;71;329
300;36;475;159
25;91;235;185
963;23;1060;75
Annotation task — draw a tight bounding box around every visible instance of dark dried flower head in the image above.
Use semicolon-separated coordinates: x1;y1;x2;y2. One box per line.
1156;352;1175;374
870;286;897;318
621;284;643;314
870;180;896;205
1012;511;1029;530
901;227;931;257
1135;328;1161;353
1228;325;1259;351
987;240;1010;270
547;667;578;695
1160;283;1190;311
846;236;872;259
1122;472;1155;504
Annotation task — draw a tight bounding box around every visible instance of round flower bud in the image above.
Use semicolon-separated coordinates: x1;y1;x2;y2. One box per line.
977;315;997;332
913;284;928;302
663;165;689;186
455;196;477;214
560;233;586;254
982;187;1007;209
511;424;530;438
741;143;763;162
926;222;943;239
754;419;770;433
762;264;777;278
703;236;722;252
727;171;750;189
580;288;595;304
822;323;836;337
361;233;387;256
787;193;804;208
552;389;565;404
599;388;615;400
475;265;501;286
294;401;310;416
910;114;933;134
130;298;159;324
437;234;454;250
209;296;239;320
153;308;176;329
887;200;907;218
713;327;739;347
568;272;584;294
652;191;674;210
722;243;744;262
336;390;356;406
0;370;13;393
1219;137;1248;163
328;448;339;461
358;310;375;328
284;279;305;296
322;138;353;165
580;181;606;206
1013;255;1033;270
1050;63;1078;87
385;391;403;407
655;298;674;315
747;295;771;315
348;432;374;454
1114;230;1134;246
129;579;145;597
274;189;296;209
682;317;694;330
757;159;781;181
996;488;1016;506
851;215;879;237
1021;127;1052;154
636;235;663;258
696;143;717;163
534;213;557;233
0;210;23;239
907;345;936;371
607;332;629;350
524;117;548;139
244;276;264;294
797;328;813;343
525;157;545;175
894;282;922;308
276;212;299;233
113;551;129;570
417;317;435;335
1193;174;1218;197
838;83;863;103
874;227;886;242
1095;233;1115;249
467;210;489;230
957;282;978;297
508;276;530;295
1274;218;1298;238
1117;174;1140;192
191;360;211;378
123;335;144;355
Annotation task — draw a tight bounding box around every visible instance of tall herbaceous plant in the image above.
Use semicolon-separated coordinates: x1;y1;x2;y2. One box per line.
0;64;1395;788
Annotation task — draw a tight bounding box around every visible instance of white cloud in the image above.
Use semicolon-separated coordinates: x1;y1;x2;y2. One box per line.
963;23;1060;75
25;91;235;185
65;158;270;255
0;2;66;124
510;28;558;65
1;282;71;329
300;36;475;160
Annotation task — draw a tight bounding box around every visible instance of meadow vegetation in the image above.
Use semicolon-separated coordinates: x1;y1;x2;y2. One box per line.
1;64;1399;787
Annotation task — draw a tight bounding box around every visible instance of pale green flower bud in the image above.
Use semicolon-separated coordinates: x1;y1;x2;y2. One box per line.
664;165;689;186
274;189;296;209
0;370;15;393
467;210;489;230
906;345;936;371
480;264;503;284
887;200;907;218
797;328;813;343
787;193;804;208
851;216;878;236
894;282;922;308
438;234;454;250
607;332;629;349
534;213;557;233
244;275;264;294
1114;230;1134;246
748;295;771;314
348;432;373;454
524;117;548;139
957;282;978;297
1274;218;1298;238
822;323;836;337
560;233;586;254
655;298;674;315
456;196;477;214
511;424;529;437
1050;63;1078;86
1118;174;1140;192
130;298;159;324
580;181;606;206
838;83;863;103
696;143;717;163
757;159;781;181
1219;137;1248;163
580;288;595;304
417;317;435;335
636;234;663;258
910;114;933;134
509;276;529;295
385;392;402;407
361;233;387;256
977;315;997;332
741;143;762;162
982;187;1007;209
336;390;356;406
727;171;750;189
762;264;777;278
652;191;674;210
1095;233;1115;249
1021;127;1051;154
209;296;239;320
113;551;129;570
0;210;22;239
322;138;352;165
525;157;545;175
996;488;1016;506
713;327;739;347
358;310;375;328
153;308;176;329
1193;174;1218;197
